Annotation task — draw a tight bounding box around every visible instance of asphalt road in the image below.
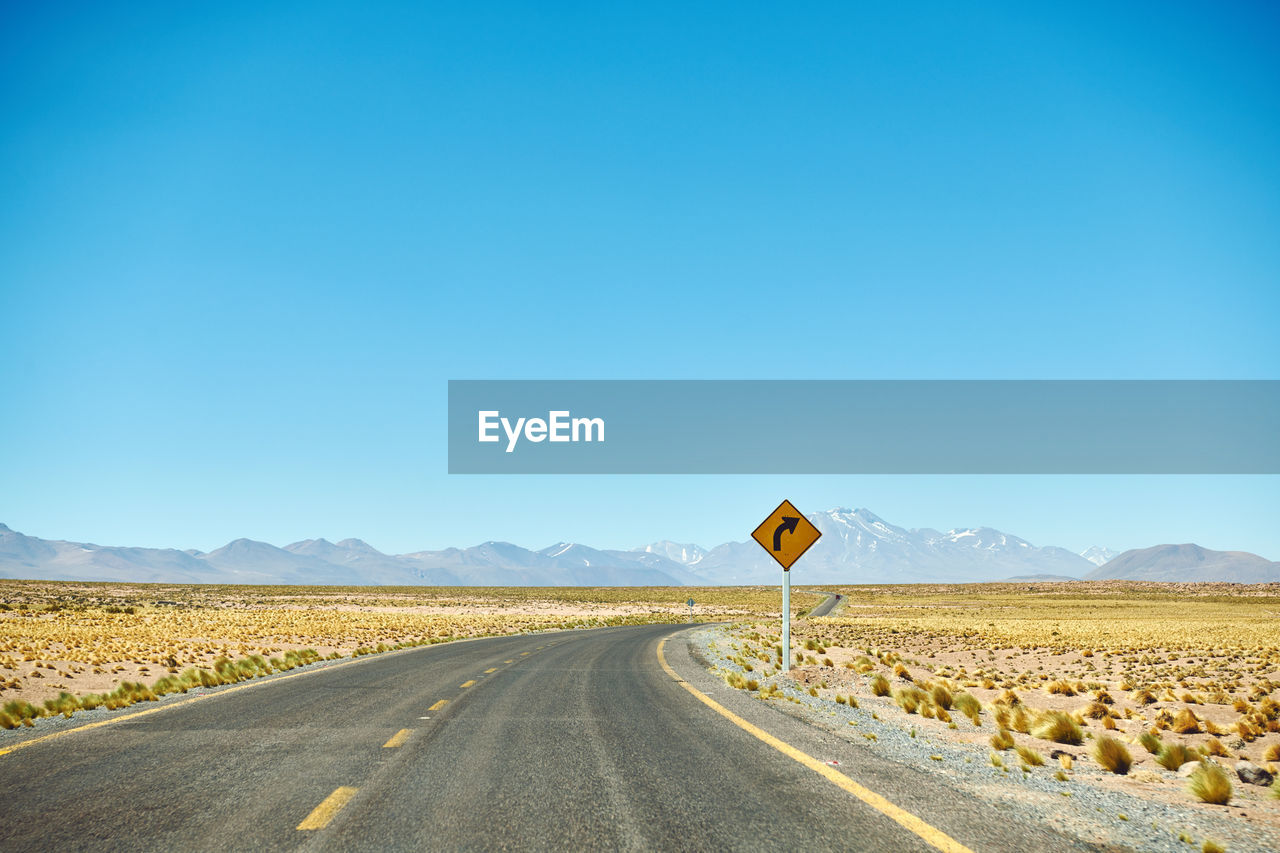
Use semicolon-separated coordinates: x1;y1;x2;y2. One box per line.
0;622;1095;852
806;591;842;618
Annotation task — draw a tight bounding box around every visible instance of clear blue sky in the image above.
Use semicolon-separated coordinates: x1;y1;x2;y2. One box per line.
2;2;1277;558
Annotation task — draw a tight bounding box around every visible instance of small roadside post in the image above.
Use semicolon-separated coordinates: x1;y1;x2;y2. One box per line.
686;597;694;619
750;499;822;671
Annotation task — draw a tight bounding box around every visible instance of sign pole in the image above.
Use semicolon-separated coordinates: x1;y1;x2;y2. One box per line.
749;499;820;676
782;569;791;671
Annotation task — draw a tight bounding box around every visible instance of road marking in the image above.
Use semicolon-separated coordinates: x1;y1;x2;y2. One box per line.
297;786;358;830
504;659;514;663
656;638;973;853
382;728;412;748
484;668;497;674
519;652;529;656
429;699;448;711
460;680;476;688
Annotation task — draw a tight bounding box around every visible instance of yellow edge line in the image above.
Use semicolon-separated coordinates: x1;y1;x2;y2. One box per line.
297;786;358;830
0;653;378;759
460;680;476;688
656;637;973;853
428;699;448;711
382;728;412;748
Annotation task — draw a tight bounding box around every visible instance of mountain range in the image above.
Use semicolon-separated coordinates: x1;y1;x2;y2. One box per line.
1082;543;1280;583
1;511;1276;586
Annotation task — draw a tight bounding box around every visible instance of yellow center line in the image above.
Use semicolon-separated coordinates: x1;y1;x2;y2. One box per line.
655;638;973;853
519;652;529;656
484;668;497;674
297;786;358;830
504;659;514;664
382;728;412;748
460;680;476;688
428;699;448;711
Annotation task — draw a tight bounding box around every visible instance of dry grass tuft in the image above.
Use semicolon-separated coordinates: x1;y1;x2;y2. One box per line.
1203;738;1230;758
1092;736;1132;775
1031;711;1083;745
953;692;982;724
1015;745;1045;767
1172;708;1203;734
1187;761;1232;805
894;687;927;714
1082;700;1109;719
1157;742;1199;772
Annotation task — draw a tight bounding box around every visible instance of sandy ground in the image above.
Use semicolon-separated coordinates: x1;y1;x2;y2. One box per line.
714;585;1280;838
0;580;800;709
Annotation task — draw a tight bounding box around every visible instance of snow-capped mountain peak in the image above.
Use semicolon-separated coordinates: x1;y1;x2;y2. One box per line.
688;509;1095;584
635;541;708;566
1080;545;1119;566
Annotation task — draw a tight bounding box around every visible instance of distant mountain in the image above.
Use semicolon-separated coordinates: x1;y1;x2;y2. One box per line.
1080;546;1119;566
0;523;693;587
1084;544;1280;583
1004;574;1079;582
393;541;695;586
3;516;1275;586
203;538;365;585
283;538;424;584
0;522;233;584
685;508;1095;585
635;541;708;565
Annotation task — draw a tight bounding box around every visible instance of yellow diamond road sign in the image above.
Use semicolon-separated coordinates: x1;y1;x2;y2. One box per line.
751;499;822;571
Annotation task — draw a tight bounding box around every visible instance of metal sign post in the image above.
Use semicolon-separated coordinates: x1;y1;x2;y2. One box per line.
782;570;791;670
750;499;822;673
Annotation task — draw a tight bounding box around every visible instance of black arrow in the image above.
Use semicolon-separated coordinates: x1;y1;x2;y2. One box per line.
772;516;800;551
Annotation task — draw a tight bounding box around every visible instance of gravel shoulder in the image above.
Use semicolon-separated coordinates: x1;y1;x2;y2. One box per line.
688;622;1280;853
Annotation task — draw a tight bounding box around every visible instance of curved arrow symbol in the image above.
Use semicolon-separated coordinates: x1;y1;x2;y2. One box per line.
772;516;800;551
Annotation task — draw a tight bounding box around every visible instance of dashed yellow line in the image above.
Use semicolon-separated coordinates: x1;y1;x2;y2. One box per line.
428;699;448;711
484;668;497;674
460;680;476;688
297;786;358;830
382;728;412;748
519;652;529;656
655;638;973;853
504;659;514;664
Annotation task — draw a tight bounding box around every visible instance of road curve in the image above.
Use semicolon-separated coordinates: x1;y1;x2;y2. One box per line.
0;625;1093;851
805;592;842;619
